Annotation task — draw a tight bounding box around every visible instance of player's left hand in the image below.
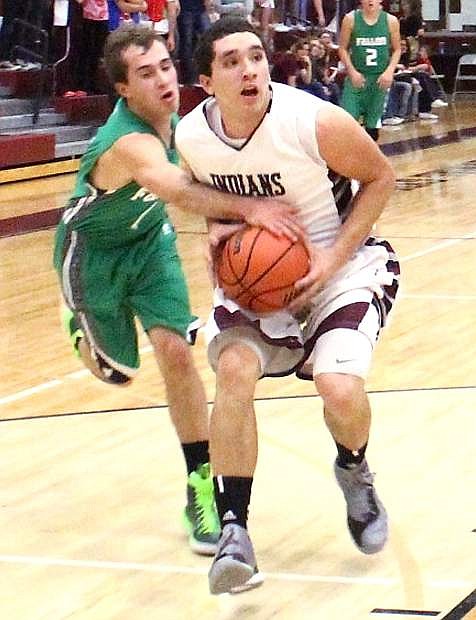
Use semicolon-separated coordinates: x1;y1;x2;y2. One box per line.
377;70;394;90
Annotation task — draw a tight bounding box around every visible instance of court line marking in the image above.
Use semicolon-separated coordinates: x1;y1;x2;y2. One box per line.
0;554;471;590
1;234;476;409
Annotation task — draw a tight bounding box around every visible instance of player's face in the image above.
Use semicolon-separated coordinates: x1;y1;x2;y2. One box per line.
200;32;270;116
360;0;382;12
116;40;179;118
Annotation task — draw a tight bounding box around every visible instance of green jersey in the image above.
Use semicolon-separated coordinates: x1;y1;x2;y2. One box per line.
349;9;390;75
56;98;179;251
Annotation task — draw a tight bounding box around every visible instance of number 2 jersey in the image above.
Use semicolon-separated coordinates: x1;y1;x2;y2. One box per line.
348;8;390;75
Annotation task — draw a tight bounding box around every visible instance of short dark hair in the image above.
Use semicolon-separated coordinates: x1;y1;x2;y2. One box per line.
194;17;262;77
103;23;167;85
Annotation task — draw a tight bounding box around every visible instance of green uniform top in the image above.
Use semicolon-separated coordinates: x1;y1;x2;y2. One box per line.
59;98;179;249
349;9;390;75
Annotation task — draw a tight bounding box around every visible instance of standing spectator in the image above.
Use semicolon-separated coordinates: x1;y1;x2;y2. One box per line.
75;0;110;94
339;0;401;141
146;0;179;53
108;1;147;32
177;0;210;84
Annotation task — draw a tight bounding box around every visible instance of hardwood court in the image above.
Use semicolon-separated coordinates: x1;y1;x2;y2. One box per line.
0;102;475;619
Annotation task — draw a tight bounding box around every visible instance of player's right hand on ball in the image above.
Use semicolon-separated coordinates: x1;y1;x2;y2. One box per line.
246;200;303;242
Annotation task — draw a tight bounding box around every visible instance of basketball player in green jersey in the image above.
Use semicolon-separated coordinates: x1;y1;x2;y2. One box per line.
53;25;300;558
339;0;400;141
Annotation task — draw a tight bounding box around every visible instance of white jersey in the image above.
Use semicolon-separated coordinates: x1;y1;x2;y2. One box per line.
175;82;349;247
175;82;400;380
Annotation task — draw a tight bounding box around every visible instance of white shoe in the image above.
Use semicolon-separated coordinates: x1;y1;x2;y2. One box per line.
382;116;404;125
431;98;448;108
418;112;438;120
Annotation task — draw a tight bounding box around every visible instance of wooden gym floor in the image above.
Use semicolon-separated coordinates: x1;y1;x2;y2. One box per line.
0;102;475;619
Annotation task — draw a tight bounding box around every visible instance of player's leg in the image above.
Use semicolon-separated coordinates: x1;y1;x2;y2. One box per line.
208;340;262;595
363;77;387;142
314;324;388;555
135;222;220;555
147;325;220;555
340;78;363;122
205;292;304;593
301;240;400;554
57;230;139;385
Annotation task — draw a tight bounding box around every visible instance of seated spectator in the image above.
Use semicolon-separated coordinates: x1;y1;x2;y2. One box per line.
382;79;416;125
411;44;447;108
309;37;340;104
397;38;446;117
399;0;424;63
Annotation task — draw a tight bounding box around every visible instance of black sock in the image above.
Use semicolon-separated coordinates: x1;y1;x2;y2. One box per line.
335;441;368;470
181;441;210;475
213;476;253;530
365;127;379;142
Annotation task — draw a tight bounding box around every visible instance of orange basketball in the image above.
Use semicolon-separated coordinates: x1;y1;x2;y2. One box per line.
216;226;310;314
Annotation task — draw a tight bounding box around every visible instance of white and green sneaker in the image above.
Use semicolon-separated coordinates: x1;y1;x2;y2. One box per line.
183;463;220;556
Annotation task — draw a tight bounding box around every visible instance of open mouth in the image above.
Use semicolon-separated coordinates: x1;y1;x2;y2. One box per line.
241;86;259;97
161;90;174;101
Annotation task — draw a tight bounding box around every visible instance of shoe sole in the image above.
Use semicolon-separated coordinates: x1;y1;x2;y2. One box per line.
182;511;218;557
209;557;255;595
230;571;264;594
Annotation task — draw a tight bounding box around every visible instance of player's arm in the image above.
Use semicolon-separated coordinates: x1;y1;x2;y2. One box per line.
111;133;302;239
378;15;401;90
338;13;365;88
289;105;395;311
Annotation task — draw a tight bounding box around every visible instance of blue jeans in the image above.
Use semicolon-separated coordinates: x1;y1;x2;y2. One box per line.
177;10;210;84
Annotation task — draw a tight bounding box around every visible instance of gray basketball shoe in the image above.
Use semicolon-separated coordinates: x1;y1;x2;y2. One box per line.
334;458;388;554
208;524;259;595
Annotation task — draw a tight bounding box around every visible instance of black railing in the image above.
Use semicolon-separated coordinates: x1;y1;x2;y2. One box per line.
10;18;49;125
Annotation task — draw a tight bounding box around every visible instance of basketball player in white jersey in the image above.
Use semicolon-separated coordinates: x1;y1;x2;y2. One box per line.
175;17;400;595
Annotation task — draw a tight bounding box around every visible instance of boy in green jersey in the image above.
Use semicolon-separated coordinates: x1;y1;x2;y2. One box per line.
53;24;300;559
339;0;401;141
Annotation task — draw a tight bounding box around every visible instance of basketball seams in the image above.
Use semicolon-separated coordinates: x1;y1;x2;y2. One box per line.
217;225;310;313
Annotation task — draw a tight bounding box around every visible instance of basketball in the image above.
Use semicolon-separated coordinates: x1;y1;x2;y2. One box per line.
216;226;310;314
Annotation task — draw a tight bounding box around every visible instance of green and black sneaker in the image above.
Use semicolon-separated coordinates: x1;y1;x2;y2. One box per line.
183;463;220;556
61;305;83;357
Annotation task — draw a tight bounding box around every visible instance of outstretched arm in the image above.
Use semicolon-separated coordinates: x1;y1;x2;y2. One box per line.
107;133;303;239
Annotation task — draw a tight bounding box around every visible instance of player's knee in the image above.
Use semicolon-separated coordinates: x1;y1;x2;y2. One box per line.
217;343;261;388
315;373;362;416
152;330;194;373
77;339;133;386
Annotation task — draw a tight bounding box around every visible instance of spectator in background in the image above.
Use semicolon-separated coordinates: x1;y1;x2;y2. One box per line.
75;0;109;94
399;0;424;63
146;0;179;52
309;37;340;103
177;0;210;84
254;0;274;49
213;0;254;21
108;0;147;31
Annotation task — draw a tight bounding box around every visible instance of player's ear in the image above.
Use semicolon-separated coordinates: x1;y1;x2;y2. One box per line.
199;74;214;96
115;81;129;98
